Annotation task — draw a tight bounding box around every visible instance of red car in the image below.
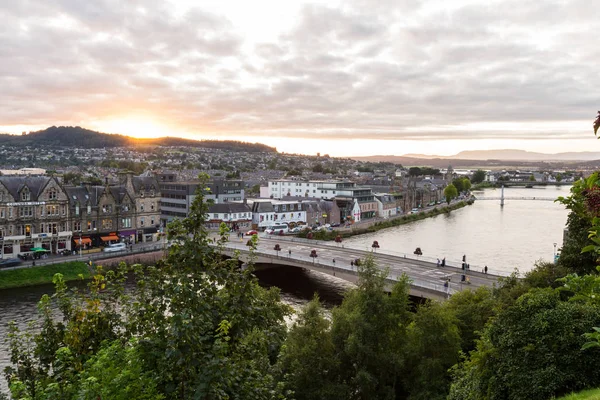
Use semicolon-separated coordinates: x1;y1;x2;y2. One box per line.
246;230;258;236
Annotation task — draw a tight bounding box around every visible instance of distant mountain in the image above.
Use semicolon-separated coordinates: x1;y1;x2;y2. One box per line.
393;149;600;161
0;126;277;153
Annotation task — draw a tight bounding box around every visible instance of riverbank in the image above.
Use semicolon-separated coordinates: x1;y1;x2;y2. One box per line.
0;261;91;290
300;199;474;241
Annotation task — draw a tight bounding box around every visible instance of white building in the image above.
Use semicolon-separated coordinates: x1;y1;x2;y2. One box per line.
247;199;307;229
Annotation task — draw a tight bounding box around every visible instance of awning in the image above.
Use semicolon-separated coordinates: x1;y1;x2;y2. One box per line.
76;238;92;246
101;235;119;242
31;247;48;252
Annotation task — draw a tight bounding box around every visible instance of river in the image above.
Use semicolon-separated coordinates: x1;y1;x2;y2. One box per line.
344;185;571;275
0;185;573;394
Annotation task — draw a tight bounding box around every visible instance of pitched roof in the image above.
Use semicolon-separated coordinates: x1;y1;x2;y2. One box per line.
0;176;51;201
208;203;252;213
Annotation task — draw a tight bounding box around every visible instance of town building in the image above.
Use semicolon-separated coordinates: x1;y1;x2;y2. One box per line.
0;176;72;258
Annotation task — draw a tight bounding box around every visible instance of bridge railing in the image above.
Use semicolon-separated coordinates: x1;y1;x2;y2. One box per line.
231;247;458;296
252;234;511;278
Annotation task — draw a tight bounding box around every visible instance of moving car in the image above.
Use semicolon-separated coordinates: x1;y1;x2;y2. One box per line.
0;258;22;268
103;242;127;253
246;230;258;236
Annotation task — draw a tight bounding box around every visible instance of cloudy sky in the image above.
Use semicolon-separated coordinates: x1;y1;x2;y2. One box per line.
0;0;598;156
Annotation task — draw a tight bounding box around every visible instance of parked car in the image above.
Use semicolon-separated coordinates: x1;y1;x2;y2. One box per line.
0;258;22;268
246;230;258;236
290;226;302;233
265;224;289;235
103;242;126;253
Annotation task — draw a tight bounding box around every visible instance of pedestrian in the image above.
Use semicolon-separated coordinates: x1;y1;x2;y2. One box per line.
351;260;354;267
462;254;466;262
437;258;441;267
484;265;488;274
241;232;244;239
441;257;445;267
467;263;470;271
288;249;292;256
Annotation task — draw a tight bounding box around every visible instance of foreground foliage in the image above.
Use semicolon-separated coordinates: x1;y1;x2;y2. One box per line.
4;174;290;399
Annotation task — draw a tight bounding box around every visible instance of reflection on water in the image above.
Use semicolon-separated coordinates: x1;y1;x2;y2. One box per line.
344;185;571;274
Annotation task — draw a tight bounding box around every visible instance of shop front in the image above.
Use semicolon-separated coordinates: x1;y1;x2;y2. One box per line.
119;229;136;244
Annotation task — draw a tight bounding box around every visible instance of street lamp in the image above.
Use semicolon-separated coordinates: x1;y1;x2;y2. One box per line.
553;242;557;263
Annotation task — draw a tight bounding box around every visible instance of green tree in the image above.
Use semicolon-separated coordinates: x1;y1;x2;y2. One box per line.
4;174;291;399
445;287;496;354
452;178;464;193
312;164;324;173
404;302;461;400
408;167;422;176
449;289;600;400
331;255;412;399
444;184;458;205
529;174;536;181
279;297;349;400
471;169;486;184
556;173;563;182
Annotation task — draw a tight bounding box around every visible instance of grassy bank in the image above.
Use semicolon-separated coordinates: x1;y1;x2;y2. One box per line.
299;199;474;241
0;261;91;290
558;388;600;399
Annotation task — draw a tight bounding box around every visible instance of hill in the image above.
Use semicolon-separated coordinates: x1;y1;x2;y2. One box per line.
0;126;277;153
400;149;600;161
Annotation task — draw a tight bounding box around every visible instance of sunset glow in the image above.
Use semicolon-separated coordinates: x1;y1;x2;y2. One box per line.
0;0;596;156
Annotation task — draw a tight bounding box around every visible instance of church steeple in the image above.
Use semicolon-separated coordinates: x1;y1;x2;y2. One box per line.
446;165;454;182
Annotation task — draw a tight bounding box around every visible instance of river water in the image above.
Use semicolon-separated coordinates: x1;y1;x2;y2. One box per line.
344;185;571;275
0;185;572;394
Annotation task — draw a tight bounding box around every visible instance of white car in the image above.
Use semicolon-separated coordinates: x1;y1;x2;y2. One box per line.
103;243;126;252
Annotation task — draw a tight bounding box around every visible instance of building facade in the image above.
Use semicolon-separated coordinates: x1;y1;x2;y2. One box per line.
0;176;72;258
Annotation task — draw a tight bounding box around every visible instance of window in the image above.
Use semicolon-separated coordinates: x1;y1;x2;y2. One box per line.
48;189;57;200
73;221;81;231
140;203;145;212
213;214;218;218
75;203;80;216
21;188;30;201
19;207;33;217
140;217;145;226
87;204;91;215
121;218;132;228
102;219;112;230
0;208;4;218
87;221;91;231
151;217;155;225
151;202;155;211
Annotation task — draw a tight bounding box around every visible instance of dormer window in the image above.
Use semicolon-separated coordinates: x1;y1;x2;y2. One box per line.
21;188;30;201
75;203;80;216
87;204;91;215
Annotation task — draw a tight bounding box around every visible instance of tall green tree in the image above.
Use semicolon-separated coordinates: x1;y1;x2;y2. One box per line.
444;184;458;205
279;297;349;400
330;256;412;400
404;302;461;400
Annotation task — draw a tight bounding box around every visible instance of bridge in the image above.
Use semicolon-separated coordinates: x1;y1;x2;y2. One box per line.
220;235;503;301
475;196;556;201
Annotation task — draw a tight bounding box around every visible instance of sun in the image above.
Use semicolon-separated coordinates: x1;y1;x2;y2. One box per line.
90;116;171;139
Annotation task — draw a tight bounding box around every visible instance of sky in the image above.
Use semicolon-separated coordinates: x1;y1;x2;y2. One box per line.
0;0;598;157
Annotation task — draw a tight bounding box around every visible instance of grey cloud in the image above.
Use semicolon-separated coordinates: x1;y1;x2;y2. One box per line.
0;0;596;144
